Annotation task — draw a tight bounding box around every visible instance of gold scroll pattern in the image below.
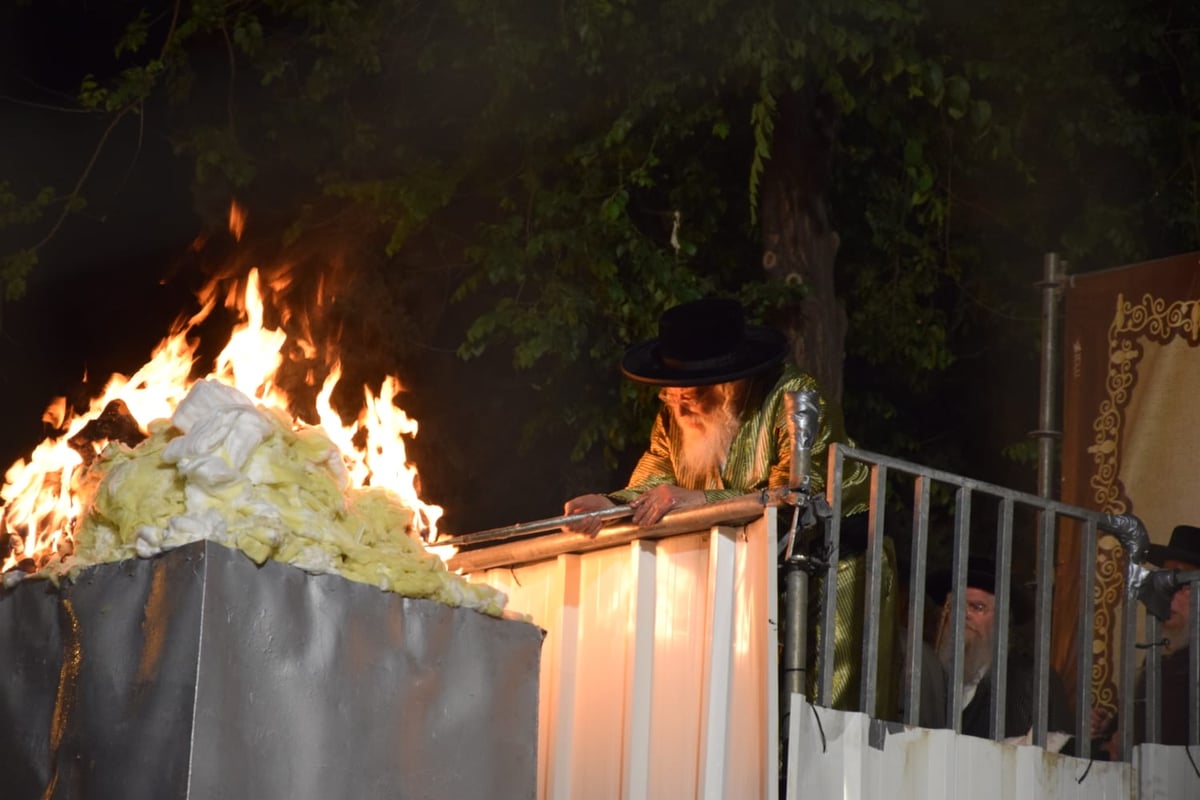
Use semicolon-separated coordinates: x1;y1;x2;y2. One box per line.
1084;292;1200;717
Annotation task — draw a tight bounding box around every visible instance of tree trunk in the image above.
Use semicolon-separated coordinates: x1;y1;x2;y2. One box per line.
759;90;846;405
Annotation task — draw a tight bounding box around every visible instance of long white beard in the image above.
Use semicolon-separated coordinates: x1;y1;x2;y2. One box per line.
936;615;995;685
675;402;741;484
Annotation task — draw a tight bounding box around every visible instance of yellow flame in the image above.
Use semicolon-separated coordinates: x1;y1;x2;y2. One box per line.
1;257;445;574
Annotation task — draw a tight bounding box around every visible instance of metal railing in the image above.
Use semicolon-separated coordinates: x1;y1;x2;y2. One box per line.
800;443;1200;760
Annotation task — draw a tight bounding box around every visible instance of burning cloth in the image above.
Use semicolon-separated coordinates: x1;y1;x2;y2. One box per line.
56;378;505;616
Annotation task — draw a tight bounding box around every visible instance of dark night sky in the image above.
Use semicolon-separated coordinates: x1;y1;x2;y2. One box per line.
0;2;607;535
0;2;1070;538
0;5;196;463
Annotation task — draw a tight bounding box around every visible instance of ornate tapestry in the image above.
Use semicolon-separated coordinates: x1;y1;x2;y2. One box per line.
1055;252;1200;720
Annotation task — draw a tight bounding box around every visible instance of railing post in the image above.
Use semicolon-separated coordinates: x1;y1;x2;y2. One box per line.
1034;252;1066;500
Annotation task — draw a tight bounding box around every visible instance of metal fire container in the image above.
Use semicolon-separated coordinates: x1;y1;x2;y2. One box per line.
0;540;543;800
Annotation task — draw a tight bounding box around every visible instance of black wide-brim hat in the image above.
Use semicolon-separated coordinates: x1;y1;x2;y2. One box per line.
620;297;788;387
927;555;1035;624
1147;524;1200;567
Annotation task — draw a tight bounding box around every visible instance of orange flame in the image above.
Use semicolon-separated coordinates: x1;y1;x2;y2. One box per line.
1;262;444;576
228;200;246;242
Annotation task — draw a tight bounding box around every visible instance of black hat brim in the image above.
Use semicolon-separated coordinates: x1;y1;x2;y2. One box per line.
1146;524;1200;567
620;327;788;387
927;558;1035;625
1146;543;1200;567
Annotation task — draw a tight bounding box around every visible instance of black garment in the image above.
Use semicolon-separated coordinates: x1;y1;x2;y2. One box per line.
958;654;1071;740
1133;646;1193;746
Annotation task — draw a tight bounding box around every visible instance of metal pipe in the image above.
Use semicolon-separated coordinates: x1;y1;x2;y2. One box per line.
858;464;887;715
902;476;931;727
437;505;635;548
783;567;807;698
1034;253;1065;499
781;389;819;705
1031;509;1057;747
1074;517;1098;760
449;494;770;573
785;390;820;493
990;498;1014;740
1144;613;1162;743
1191;584;1200;747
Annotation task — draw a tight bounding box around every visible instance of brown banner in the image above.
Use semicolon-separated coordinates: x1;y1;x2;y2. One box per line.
1055;251;1200;717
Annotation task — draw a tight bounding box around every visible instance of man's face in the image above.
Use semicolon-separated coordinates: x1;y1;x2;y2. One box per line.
950;587;996;644
1162;558;1196;647
658;385;724;431
937;586;997;677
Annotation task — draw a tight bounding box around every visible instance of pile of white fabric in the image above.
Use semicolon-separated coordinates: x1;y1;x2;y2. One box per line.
72;379;507;617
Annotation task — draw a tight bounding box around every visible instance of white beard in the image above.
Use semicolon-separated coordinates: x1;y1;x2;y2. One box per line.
675;399;741;483
936;613;995;684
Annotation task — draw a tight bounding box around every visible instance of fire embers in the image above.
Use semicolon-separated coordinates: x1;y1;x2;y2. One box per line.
68;400;148;465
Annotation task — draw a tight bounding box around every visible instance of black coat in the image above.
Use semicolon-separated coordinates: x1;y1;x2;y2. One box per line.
1133;646;1193;746
959;653;1072;740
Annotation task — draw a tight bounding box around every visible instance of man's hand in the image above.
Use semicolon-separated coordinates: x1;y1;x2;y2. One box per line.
563;494;616;536
629;484;707;527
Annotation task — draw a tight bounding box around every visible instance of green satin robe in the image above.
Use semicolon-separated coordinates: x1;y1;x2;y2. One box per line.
608;363;896;718
608;363;870;511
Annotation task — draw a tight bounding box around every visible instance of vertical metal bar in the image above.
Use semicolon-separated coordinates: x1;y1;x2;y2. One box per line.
783;565;807;698
1035;252;1063;500
623;540;657;800
904;475;932;727
1117;576;1138;761
1144;613;1162;743
859;464;887;715
817;446;845;706
947;486;972;733
1031;510;1057;747
1190;585;1200;747
1074;518;1098;760
989;498;1014;740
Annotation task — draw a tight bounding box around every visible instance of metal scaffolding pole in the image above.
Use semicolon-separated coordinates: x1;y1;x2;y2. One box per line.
1034;253;1066;499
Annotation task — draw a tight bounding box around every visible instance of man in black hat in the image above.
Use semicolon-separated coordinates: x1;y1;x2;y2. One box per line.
1132;524;1199;746
564;297;870;528
930;555;1071;743
563;297;895;715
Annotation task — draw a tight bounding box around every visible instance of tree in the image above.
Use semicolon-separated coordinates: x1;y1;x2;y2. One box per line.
2;0;1198;528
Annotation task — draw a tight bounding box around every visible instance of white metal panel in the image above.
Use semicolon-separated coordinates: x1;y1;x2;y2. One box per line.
787;700;1135;800
476;513;777;800
623;540;657;800
725;510;779;800
700;526;738;799
478;554;578;800
951;732;1006;800
1135;744;1200;800
549;555;582;800
647;531;709;799
570;545;635;799
788;693;868;800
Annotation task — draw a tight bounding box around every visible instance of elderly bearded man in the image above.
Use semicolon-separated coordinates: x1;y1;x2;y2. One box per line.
564;297;897;716
1133;524;1200;746
930;556;1070;743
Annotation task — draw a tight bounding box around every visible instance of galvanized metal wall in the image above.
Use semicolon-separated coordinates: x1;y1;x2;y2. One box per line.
0;540;543;800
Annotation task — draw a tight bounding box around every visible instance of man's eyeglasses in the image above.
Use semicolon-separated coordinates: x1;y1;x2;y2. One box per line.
966;600;993;616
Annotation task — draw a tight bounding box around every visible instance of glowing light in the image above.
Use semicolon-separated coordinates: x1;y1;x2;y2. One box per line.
1;243;444;575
